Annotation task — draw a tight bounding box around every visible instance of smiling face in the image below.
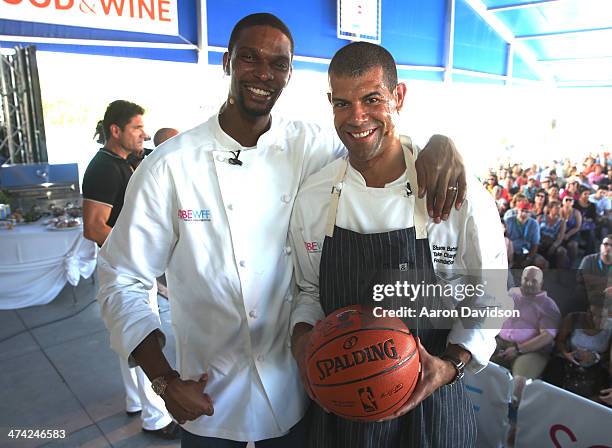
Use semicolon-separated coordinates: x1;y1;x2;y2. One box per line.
223;25;292;117
328;66;404;164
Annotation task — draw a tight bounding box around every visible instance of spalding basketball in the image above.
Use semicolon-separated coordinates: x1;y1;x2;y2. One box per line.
305;305;420;421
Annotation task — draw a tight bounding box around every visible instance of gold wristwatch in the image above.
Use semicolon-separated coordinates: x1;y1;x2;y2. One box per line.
151;370;180;396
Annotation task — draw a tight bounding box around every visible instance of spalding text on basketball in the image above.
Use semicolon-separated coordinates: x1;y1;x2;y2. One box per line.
316;338;399;381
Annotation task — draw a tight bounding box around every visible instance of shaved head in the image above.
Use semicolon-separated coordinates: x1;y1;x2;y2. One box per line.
153;128;179;147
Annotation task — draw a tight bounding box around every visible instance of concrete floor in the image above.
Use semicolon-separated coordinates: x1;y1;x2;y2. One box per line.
0;275;180;448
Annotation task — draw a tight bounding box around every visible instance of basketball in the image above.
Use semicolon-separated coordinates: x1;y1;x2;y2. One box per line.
305;305;420;421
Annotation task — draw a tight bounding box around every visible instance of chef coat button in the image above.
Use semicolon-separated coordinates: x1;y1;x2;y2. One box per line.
215;154;224;162
281;194;291;203
285;295;293;303
227;204;233;211
284;246;292;255
239;260;246;268
257;355;264;362
249;310;258;318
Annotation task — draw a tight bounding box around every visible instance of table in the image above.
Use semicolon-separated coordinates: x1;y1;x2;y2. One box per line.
0;220;97;309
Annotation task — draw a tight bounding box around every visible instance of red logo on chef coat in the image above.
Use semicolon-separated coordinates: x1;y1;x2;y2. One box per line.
305;241;322;253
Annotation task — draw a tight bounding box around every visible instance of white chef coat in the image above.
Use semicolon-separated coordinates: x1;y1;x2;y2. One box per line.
96;113;344;441
289;138;511;372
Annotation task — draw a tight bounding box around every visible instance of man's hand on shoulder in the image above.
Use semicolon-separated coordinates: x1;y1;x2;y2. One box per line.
415;134;466;223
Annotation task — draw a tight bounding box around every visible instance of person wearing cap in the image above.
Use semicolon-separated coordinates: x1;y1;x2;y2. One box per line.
505;201;548;269
560;177;580;202
503;192;530;221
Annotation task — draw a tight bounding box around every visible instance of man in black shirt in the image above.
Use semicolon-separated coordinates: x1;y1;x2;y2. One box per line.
82;100;179;439
83;100;145;244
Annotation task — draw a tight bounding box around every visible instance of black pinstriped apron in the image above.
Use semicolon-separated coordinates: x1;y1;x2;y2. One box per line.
307;146;476;448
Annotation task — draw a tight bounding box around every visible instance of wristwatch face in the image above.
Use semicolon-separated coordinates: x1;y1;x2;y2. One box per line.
151;377;167;396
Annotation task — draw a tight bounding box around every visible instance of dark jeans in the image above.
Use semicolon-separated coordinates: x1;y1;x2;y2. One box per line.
181;413;309;448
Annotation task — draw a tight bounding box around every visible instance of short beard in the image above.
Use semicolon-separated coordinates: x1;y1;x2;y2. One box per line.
238;94;274;117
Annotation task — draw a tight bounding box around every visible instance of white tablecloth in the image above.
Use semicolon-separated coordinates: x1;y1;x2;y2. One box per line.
0;220;97;309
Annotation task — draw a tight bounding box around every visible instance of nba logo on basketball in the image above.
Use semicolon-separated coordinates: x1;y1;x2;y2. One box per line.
358;387;378;412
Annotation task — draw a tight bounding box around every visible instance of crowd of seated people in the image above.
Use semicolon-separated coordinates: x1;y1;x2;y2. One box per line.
484;153;611;269
492;238;612;408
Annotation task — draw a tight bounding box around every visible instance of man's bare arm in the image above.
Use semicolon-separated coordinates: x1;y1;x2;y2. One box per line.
82;199;112;246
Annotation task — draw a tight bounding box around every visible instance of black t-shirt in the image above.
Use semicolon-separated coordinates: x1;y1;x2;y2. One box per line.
82;148;134;228
574;200;597;231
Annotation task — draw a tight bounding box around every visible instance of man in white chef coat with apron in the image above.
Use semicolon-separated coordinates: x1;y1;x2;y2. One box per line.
97;14;473;448
289;42;511;447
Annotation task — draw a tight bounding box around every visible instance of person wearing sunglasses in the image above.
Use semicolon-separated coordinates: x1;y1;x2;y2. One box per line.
532;189;548;223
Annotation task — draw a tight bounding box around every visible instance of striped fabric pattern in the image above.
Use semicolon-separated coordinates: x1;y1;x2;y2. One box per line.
310;225;477;448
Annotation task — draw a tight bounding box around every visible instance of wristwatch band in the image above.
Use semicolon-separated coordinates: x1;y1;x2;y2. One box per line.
151;370;180;396
440;354;465;386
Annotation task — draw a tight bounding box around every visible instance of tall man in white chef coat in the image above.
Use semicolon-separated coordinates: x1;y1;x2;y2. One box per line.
96;13;468;447
289;42;510;447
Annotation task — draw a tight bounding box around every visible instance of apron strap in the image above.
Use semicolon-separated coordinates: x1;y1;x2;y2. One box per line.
401;136;428;239
325;158;349;237
325;139;429;240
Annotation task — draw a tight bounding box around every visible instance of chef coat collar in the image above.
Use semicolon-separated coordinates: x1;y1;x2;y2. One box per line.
211;113;281;153
344;135;414;189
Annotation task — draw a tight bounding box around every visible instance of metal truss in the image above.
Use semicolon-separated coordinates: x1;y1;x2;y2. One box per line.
0;46;47;165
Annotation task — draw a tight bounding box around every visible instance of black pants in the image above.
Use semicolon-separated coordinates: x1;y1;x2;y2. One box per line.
181;414;309;448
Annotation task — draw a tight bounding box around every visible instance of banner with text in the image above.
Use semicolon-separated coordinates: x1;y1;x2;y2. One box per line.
516;380;612;447
0;0;179;36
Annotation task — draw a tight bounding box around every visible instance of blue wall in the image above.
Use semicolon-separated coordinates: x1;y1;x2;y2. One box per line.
0;0;541;80
207;0;537;82
207;0;447;69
